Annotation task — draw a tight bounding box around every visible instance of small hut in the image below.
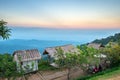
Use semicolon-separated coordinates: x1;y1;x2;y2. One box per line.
43;44;80;64
13;49;41;73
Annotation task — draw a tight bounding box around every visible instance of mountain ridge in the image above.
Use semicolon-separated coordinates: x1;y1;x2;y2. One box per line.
92;33;120;45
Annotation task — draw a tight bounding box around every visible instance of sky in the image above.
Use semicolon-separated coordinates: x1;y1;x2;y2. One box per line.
0;0;120;29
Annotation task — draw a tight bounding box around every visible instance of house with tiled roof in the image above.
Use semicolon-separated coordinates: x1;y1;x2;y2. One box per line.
13;49;41;73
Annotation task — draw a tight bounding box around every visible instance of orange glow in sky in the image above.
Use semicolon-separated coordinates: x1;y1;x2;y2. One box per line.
0;0;120;29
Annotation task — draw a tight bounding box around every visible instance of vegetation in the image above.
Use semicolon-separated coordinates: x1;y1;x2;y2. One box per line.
55;47;80;80
92;33;120;45
76;65;120;80
100;42;120;67
54;46;100;80
76;38;120;80
0;19;11;40
77;45;100;72
38;59;58;71
0;54;21;79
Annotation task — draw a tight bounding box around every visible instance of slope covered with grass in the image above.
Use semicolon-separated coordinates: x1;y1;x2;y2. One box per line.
76;66;120;80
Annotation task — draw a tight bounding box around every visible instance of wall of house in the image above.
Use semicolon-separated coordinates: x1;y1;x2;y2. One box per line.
22;60;39;72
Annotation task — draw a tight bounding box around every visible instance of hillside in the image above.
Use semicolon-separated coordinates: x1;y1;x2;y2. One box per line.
76;66;120;80
92;33;120;45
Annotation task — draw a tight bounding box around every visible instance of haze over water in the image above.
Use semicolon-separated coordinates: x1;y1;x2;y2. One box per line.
9;27;120;43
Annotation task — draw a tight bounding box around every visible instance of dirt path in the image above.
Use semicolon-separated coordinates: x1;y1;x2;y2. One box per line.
40;68;85;80
0;68;85;80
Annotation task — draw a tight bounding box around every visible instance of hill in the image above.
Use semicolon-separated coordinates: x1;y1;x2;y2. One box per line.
92;33;120;45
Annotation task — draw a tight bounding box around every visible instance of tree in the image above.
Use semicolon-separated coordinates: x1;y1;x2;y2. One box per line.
0;54;17;80
55;47;80;80
101;42;120;67
0;20;11;40
77;45;100;73
55;46;100;80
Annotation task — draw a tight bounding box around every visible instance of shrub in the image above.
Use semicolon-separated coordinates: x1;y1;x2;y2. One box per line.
38;59;57;71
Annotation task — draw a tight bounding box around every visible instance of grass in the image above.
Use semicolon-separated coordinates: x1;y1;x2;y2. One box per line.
76;66;120;80
89;67;120;80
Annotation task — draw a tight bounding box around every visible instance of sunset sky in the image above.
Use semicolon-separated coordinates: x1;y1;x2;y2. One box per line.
0;0;120;29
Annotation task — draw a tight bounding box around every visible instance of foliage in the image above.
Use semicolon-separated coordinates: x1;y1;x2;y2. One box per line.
101;42;120;67
77;45;100;71
55;47;80;80
0;53;20;79
76;65;120;80
54;46;100;80
38;59;57;71
92;33;120;45
0;19;11;40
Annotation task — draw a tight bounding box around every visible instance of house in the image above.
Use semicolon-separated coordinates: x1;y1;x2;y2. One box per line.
13;49;41;73
43;44;80;66
88;43;108;69
87;43;104;50
88;43;106;58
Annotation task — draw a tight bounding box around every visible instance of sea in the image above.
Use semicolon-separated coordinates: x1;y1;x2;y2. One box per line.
0;27;120;55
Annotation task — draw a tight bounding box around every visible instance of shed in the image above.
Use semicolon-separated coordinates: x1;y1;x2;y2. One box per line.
13;49;41;73
43;44;80;63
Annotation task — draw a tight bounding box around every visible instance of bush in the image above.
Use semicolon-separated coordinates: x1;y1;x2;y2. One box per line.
0;53;21;78
38;59;57;71
102;43;120;67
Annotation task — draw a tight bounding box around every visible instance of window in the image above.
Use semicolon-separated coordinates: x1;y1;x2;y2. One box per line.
20;62;23;65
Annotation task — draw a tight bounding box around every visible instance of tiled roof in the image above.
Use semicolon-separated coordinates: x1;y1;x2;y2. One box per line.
43;44;80;58
13;49;41;62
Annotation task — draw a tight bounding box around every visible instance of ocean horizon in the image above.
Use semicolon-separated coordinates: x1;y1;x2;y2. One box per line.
0;27;120;54
9;27;120;42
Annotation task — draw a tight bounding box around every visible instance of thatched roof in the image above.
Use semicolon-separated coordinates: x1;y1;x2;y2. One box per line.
43;44;80;58
13;49;41;62
87;43;104;49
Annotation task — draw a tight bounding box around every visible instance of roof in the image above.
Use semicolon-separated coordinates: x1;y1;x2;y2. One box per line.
13;49;41;62
43;44;80;58
87;43;104;49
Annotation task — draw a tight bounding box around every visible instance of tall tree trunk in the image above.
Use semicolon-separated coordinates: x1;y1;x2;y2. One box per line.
67;68;70;80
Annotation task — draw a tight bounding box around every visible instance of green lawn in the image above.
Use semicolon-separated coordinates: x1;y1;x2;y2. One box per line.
76;66;120;80
89;67;120;80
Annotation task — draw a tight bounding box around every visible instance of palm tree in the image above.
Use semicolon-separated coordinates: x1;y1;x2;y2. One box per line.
0;20;11;40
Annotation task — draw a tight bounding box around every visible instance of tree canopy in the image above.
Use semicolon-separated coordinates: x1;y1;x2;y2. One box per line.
101;42;120;67
0;20;11;40
54;46;100;80
0;54;17;79
92;33;120;45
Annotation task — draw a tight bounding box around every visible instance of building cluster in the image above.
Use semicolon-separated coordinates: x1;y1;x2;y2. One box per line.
13;43;107;73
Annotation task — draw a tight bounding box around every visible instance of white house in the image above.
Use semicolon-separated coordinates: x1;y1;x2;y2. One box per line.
13;49;41;73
